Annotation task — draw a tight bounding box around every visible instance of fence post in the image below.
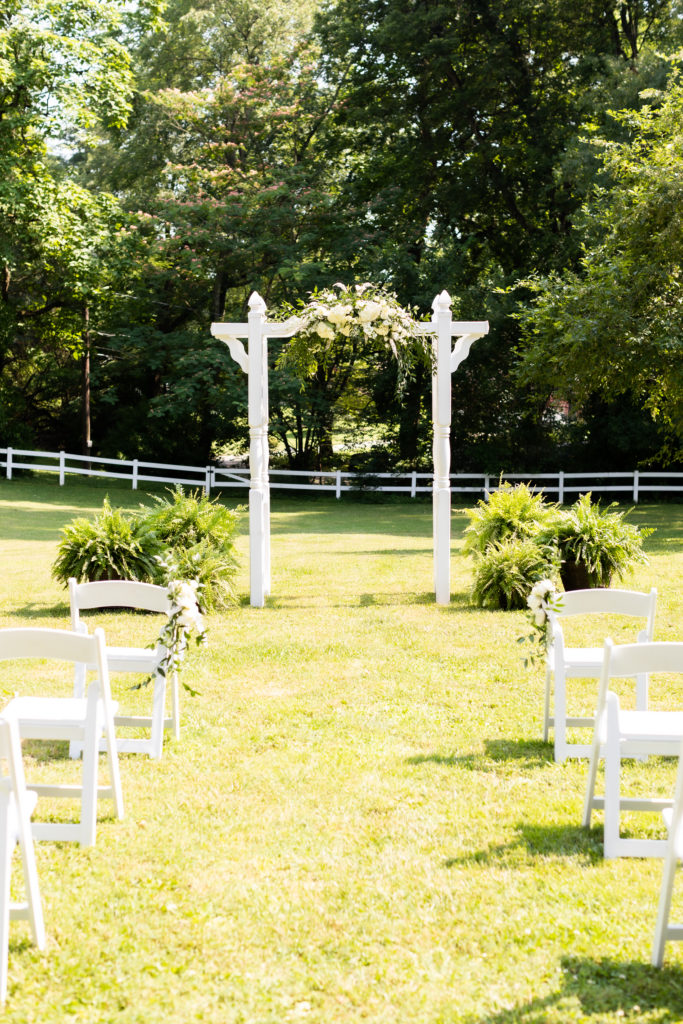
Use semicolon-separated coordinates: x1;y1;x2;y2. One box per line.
204;466;211;496
484;474;490;499
558;470;564;505
132;459;138;490
335;470;341;499
411;471;417;498
6;448;12;480
59;451;65;486
633;469;639;504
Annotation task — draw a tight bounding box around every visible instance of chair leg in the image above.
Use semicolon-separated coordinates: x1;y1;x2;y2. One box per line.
103;708;124;821
149;673;166;760
0;795;13;1005
603;692;622;859
171;670;180;742
543;666;552;744
69;662;87;760
553;669;568;763
582;728;603;829
653;846;678;966
79;684;101;847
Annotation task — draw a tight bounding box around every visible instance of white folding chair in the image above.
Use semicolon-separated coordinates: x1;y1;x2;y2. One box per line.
69;579;175;760
0;714;45;1004
544;588;656;762
0;627;124;847
652;735;683;965
582;640;683;859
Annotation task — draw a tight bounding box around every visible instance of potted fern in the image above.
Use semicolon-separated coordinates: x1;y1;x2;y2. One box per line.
539;492;652;590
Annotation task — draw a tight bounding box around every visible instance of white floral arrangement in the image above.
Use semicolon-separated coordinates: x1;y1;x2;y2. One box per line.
152;580;207;696
518;578;563;668
279;282;430;388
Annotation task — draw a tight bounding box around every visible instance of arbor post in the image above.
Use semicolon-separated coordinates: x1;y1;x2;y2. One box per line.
422;292;489;605
211;293;301;608
247;292;269;606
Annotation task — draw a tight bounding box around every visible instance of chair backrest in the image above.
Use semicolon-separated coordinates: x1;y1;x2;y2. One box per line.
69;578;170;632
595;639;683;724
551;587;656;642
0;627;116;722
603;639;683;681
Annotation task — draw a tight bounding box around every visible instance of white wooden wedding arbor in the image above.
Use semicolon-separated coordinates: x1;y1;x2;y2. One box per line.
211;290;488;607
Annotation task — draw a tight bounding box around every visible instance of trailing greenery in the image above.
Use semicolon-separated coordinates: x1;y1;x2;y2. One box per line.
470;536;560;611
463;481;557;556
539;491;653;588
51;498;162;584
52;489;241;607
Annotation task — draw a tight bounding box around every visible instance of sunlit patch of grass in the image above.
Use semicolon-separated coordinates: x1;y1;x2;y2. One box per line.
0;478;681;1021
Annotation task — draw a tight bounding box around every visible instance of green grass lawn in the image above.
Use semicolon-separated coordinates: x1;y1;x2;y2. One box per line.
0;476;682;1023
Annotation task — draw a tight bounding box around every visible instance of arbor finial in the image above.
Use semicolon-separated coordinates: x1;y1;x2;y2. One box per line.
432;290;452;313
248;291;267;315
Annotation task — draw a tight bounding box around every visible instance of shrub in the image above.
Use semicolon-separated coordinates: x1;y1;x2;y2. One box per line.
52;498;162;585
53;489;242;609
143;486;240;551
538;492;652;588
464;482;556;556
471;537;560;611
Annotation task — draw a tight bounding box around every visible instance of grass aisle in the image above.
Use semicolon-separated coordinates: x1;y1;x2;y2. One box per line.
0;478;682;1023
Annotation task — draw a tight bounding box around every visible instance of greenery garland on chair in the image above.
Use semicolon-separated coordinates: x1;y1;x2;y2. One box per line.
277;283;431;391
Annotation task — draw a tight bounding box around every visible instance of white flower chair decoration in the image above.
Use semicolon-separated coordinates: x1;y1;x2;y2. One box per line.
582;640;683;859
0;714;45;1004
68;578;176;761
543;587;657;762
652;734;683;965
0;627;124;847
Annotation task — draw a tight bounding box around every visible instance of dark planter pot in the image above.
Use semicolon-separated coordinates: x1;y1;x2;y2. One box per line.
560;560;610;591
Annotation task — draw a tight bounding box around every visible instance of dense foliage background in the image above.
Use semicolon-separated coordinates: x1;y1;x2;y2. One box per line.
1;0;681;470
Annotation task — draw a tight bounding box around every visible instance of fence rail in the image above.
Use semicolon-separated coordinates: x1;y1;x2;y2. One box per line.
0;447;681;503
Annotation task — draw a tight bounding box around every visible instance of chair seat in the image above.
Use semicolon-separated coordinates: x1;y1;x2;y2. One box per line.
6;696;118;738
619;710;683;744
559;647;603;674
86;647;159;675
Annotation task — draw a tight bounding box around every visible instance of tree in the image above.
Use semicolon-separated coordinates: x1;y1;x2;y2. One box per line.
310;0;681;466
515;74;683;460
0;0;160;450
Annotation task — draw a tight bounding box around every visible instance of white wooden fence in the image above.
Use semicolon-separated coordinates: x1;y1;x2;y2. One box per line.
0;447;681;503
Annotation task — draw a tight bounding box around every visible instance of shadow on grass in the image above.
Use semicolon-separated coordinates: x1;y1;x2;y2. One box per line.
10;603;69;620
408;739;553;771
23;739;72;762
444;822;602;867
462;955;683;1023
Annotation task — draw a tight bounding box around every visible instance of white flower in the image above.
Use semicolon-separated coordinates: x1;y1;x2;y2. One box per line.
327;305;351;326
315;322;335;340
534;609;547;627
178;608;202;630
358;301;382;323
527;593;542;610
